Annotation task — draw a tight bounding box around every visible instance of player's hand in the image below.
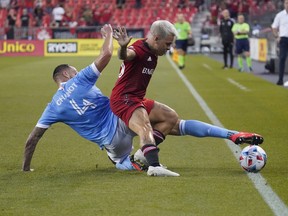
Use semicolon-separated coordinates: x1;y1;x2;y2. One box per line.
101;24;113;39
113;26;132;47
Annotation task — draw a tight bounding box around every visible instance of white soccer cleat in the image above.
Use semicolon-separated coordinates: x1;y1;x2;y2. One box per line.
147;166;180;177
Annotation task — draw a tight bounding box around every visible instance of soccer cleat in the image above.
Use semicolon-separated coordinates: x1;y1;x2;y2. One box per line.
129;154;148;171
249;67;253;72
147;166;180;177
131;160;146;171
133;149;149;167
238;68;244;72
230;132;264;145
133;149;168;169
179;65;185;70
276;80;283;86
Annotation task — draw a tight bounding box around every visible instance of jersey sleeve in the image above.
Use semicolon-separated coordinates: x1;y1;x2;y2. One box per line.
36;105;59;128
74;63;101;87
271;13;280;29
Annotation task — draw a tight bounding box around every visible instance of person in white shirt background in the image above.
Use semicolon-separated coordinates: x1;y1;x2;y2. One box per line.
271;0;288;86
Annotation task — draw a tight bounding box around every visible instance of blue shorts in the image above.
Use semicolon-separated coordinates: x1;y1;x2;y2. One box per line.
235;38;250;54
175;39;188;52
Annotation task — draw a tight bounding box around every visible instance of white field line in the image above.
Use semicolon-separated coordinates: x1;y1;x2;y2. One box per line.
202;63;212;71
166;55;288;216
227;78;251;91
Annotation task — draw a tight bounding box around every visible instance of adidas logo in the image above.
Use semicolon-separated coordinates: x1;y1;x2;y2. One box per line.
147;56;152;61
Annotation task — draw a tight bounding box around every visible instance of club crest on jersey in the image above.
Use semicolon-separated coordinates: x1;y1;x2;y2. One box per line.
142;67;154;75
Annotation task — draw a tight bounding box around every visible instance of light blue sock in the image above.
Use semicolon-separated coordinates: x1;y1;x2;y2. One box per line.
179;120;238;139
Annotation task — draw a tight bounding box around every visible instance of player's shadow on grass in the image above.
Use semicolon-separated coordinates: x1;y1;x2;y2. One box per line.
171;166;246;177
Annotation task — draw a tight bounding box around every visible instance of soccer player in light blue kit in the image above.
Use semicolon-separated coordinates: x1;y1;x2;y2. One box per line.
22;24;263;177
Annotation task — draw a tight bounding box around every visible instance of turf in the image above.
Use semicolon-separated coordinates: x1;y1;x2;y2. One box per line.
0;55;287;215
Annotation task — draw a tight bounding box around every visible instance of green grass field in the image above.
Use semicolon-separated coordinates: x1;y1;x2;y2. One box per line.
0;54;287;215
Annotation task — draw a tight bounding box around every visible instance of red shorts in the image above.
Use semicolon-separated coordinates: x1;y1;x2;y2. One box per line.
110;98;155;126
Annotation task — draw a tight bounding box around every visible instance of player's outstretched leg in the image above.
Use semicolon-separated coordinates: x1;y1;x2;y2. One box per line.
172;120;264;145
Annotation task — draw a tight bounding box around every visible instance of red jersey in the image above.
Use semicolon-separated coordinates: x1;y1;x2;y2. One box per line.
110;39;158;101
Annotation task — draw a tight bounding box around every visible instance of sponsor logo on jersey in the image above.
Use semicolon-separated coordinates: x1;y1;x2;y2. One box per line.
47;42;77;53
142;67;154;75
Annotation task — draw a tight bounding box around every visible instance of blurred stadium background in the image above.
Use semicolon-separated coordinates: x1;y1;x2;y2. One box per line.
1;0;288;215
0;0;286;80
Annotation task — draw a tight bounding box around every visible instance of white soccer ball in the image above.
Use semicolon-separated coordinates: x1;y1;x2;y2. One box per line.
239;145;267;173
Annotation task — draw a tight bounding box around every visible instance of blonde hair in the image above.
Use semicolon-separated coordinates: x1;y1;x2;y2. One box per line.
150;20;179;39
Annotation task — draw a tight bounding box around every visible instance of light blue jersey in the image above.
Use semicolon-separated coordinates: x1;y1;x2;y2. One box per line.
36;63;118;148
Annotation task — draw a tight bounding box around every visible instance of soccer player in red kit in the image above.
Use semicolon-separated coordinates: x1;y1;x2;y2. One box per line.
111;21;264;176
111;20;180;176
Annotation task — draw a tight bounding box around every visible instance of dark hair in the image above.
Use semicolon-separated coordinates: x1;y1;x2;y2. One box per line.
53;64;70;81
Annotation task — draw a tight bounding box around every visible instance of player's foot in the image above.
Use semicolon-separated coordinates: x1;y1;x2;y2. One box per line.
131;160;146;171
130;154;148;171
276;80;283;85
249;67;253;72
133;149;167;169
133;149;149;166
147;166;180;177
230;132;264;145
179;65;185;70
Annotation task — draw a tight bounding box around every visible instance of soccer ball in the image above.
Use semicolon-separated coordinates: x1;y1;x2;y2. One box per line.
239;145;267;173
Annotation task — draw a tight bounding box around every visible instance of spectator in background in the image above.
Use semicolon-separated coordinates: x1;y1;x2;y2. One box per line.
195;0;204;11
24;0;34;13
44;0;54;15
174;13;192;69
251;20;262;37
232;14;252;72
177;0;186;9
100;4;112;25
134;0;142;9
82;5;93;26
20;8;30;27
209;1;219;25
52;2;65;26
219;9;234;69
271;0;288;86
62;10;77;28
237;0;249;20
0;0;10;8
78;16;87;27
116;0;125;9
6;8;16;39
34;3;44;26
92;5;101;26
9;0;20;11
20;8;30;39
229;0;238;19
